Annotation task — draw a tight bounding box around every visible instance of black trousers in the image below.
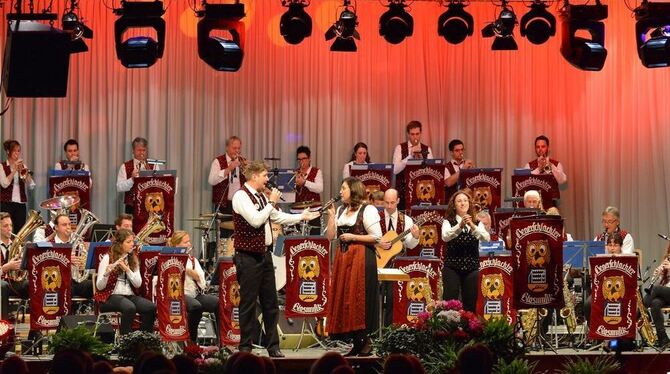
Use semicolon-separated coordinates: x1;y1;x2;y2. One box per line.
99;294;156;334
185;294;220;342
1;201;27;235
1;279;28;319
72;279;93;299
644;285;670;339
442;266;479;312
234;250;279;351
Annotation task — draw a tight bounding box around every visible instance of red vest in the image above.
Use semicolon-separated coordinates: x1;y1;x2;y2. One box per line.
232;186;268;254
528;158;559;173
123;160;154;206
211;155;246;206
396;143;430;199
596;229;629;242
94;255;121;303
295;167;321;204
379;210;405;234
1;162;27;203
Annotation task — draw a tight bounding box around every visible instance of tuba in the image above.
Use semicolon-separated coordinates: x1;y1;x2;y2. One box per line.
7;210;45;282
135;213;166;247
69;209;99;283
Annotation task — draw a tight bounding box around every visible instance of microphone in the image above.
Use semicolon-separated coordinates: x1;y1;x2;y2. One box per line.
266;181;285;202
658;233;670;241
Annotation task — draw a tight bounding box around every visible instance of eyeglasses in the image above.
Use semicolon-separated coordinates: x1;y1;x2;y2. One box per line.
601;219;618;224
297;157;309;161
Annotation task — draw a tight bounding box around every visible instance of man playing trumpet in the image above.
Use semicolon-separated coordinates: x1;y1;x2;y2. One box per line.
392;121;434;210
523;135;567;185
117;137;155;215
209;136;247;215
444;139;475;202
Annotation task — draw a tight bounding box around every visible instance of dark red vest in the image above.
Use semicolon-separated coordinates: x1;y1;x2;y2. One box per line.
232;186;268;254
295;167;321;204
1;162;27;203
597;229;629;242
94;255;121;303
123;160;154;206
212;155;246;206
379;210;405;234
528;158;559;173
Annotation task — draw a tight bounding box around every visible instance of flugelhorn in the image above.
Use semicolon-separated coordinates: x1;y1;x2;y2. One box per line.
7;210;45;282
135;213;166;246
70;209;99;283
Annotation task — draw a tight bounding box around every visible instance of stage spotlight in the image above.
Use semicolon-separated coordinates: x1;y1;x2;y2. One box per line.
197;2;246;71
280;0;312;45
437;0;474;45
325;1;360;52
520;0;556;45
379;1;413;44
634;1;670;68
481;3;518;50
62;1;93;54
113;1;166;68
559;1;608;71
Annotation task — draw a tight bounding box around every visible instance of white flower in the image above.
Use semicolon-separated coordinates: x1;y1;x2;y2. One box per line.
438;310;461;324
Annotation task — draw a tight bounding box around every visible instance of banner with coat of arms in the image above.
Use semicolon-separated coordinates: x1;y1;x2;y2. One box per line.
588;255;638;340
391;256;442;325
136;250;160;300
405;162;446;207
132;175;176;245
407;206;446;259
218;259;240;345
349;164;394;199
156;254;189;341
511;216;564;309
477;254;516;324
459;168;503;212
511;174;560;210
284;237;330;318
28;244;72;330
48;174;92;226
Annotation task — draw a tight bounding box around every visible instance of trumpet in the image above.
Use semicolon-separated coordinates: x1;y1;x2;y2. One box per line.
538;155;552;173
104;253;129;277
16;160;32;180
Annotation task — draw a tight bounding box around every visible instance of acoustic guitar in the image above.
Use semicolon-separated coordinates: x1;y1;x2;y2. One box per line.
375;212;436;268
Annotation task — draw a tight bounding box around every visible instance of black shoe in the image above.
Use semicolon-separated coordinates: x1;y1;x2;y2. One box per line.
655;337;670;349
268;349;285;358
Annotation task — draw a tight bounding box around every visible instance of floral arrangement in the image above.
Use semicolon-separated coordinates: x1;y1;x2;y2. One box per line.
183;343;230;374
414;300;483;343
115;331;165;366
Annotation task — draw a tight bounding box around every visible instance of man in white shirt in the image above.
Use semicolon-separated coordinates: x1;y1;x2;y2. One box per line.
116;137;155;215
50;214;93;299
523;190;543;210
0;212;26;319
392;121;433;210
294;146;324;235
54;139;90;172
523;135;567;185
595;206;634;255
209;136;246;215
444;139;475;202
378;189;420;251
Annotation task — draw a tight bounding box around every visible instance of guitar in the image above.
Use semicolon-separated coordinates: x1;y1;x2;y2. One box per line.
375;212;436;268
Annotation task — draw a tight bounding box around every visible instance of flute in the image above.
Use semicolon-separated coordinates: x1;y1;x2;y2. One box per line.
104;253;129;276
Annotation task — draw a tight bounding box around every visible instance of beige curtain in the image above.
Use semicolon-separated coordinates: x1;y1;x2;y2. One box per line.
2;1;670;269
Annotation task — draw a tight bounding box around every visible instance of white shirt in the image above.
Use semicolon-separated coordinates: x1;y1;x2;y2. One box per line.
116;158;158;193
232;183;304;246
96;253;142;295
208;154;242;201
184;256;206;298
334;205;383;241
523;159;567;185
392;142;434;175
0;165;36;202
441;215;491;242
342;161;368;179
383;209;419;249
593;233;635;255
0;240;10;262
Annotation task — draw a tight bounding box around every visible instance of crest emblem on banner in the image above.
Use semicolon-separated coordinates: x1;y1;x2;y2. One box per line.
145;191;165;214
603;276;625;324
526;239;550;292
406;277;432;322
419;225;438;247
473;186;493;209
365;185;381;200
416;180;436;200
168;273;183;324
298;256;320;302
41;266;62;315
481;273;504;320
229;281;241;329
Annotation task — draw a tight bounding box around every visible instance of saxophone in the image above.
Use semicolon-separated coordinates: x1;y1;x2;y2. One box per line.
637;288;657;346
519;308;548;344
559;264;577;334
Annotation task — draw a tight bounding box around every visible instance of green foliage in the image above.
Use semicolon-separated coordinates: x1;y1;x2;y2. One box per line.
373;326;431;357
493;358;538;374
421;341;458;374
558;355;621;374
476;318;525;363
48;326;112;359
115;331;165;366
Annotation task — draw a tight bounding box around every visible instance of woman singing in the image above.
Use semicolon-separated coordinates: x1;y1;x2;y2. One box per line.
168;231;220;343
95;229;156;334
441;190;490;312
1;140;35;233
342;142;370;179
326;177;382;356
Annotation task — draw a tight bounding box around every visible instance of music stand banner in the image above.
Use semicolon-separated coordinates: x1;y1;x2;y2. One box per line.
391;256;442;325
136;248;161;300
156;253;189;342
511;174;559;209
133;175;176;245
588;255;638;340
493;209;538;250
218;259;240;345
405;161;446;207
459;168;503;212
48;173;92;226
511;216;564;309
284;237;330;318
408;205;447;259
27;244;72;330
477;254;516;324
350;164;394;198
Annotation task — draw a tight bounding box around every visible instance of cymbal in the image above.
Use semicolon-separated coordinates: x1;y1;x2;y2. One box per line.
291;200;321;209
40;195;80;210
186;218;210;221
220;221;234;230
200;213;231;219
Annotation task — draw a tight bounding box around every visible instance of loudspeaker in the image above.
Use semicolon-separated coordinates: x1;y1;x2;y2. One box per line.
2;21;71;97
196;318;217;345
58;315;115;344
277;307;317;349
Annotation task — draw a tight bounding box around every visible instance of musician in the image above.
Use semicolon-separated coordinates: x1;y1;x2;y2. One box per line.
342;142;370;179
594;206;634;254
441;190;490;312
370;190;385;210
209;136;246;214
168;231;219;343
392;121;434;210
115;213;133;232
49;214;93;299
444;139;475;202
476;210;500;242
0;212;28;320
523;135;567;185
326;177;383;356
54;139;89;171
584;233;625;324
523;190;543;211
644;244;670;347
95;229;156;334
293;146;323;234
378;189;420;250
1;140;36;233
116;137;154;215
232;161;319;356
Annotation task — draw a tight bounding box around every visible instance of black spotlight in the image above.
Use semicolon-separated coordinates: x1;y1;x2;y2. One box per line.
280;0;312;45
325;1;360;52
62;1;93;54
379;1;413;44
197;2;246;72
113;1;166;68
559;1;608;71
481;3;518;50
437;1;474;45
520;0;556;45
634;1;670;68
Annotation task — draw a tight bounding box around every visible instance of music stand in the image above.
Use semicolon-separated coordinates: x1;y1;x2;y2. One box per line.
139;169;176;178
86;242;109;271
350;163;396;186
90;224;115;242
514;168;532;176
270;168;297;203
